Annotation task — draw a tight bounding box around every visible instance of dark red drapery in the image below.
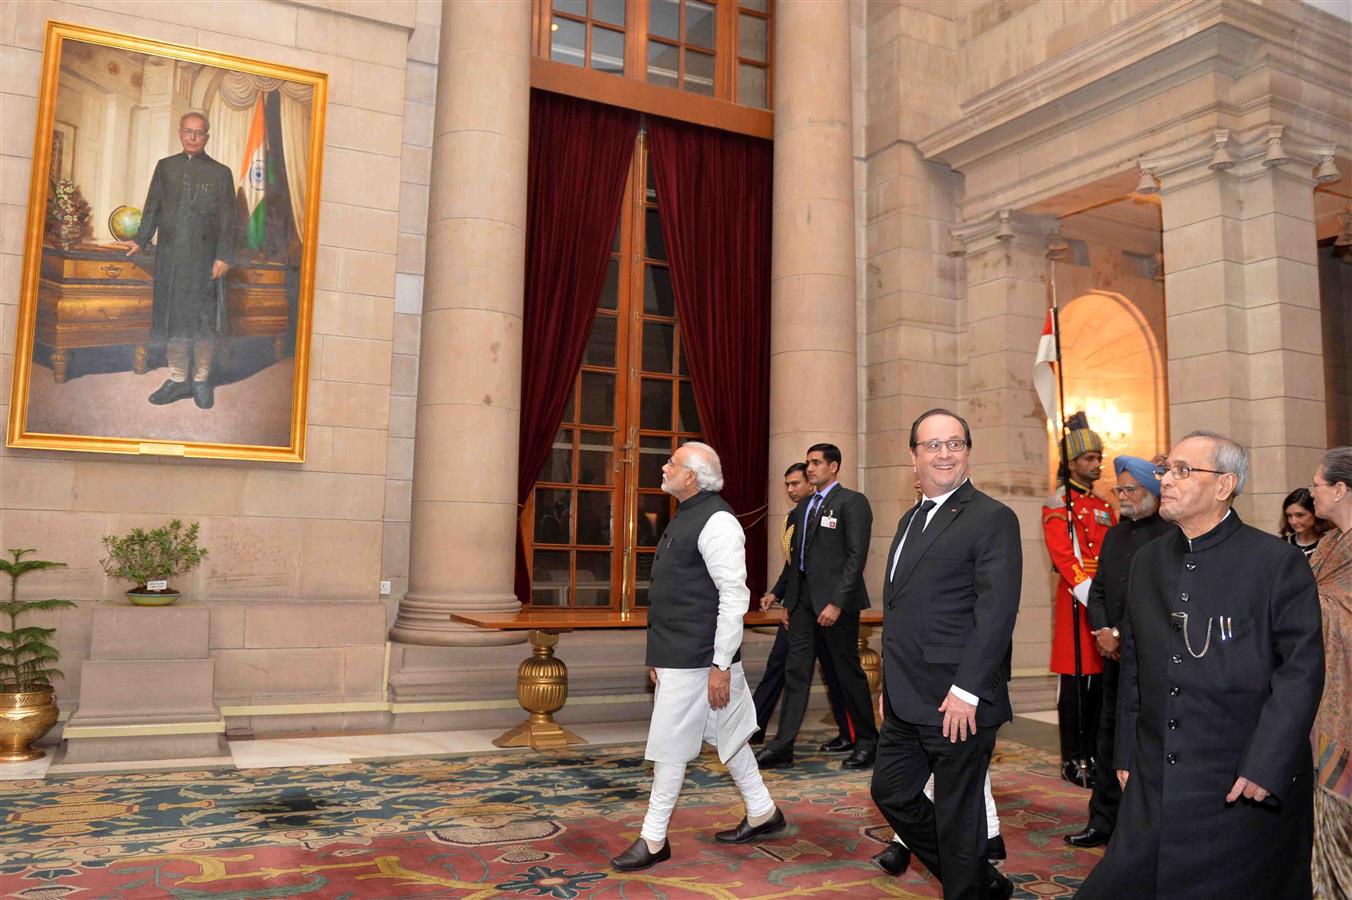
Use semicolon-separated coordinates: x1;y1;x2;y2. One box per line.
647;116;773;596
515;91;639;604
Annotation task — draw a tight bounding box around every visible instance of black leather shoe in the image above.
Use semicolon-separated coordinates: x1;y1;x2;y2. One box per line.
818;735;854;753
148;379;193;405
610;837;670;871
749;728;765;745
873;842;910;876
1061;758;1093;788
1064;826;1111;848
715;807;786;843
192;381;214;409
754;746;793;769
987;869;1014;900
986;833;1007;860
842;745;876;769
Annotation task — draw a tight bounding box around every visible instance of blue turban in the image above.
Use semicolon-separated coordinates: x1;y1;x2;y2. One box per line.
1114;455;1160;497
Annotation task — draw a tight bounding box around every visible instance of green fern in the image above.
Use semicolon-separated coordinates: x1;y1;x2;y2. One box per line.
0;549;76;692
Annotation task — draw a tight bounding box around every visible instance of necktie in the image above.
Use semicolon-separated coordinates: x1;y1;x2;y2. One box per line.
800;493;823;571
891;499;936;583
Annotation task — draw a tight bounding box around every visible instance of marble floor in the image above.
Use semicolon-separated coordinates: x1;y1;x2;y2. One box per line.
1;712;1061;782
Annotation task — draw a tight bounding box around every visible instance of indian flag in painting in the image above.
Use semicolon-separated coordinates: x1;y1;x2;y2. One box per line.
240;94;267;248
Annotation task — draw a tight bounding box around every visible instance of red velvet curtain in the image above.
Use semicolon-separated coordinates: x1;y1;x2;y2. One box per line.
647;116;773;596
515;91;639;604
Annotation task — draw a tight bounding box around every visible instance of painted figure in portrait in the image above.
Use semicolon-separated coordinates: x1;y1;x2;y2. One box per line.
7;22;326;462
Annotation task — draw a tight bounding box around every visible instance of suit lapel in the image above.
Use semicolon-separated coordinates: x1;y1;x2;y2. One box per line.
884;507;914;594
892;482;974;595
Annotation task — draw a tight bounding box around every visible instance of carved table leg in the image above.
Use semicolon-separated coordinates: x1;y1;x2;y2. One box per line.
493;629;584;750
51;349;69;384
134;345;149;375
859;625;883;725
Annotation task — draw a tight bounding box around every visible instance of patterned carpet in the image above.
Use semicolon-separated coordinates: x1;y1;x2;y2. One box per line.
0;733;1102;898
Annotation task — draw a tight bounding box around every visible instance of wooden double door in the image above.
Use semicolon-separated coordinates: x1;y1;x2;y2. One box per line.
523;131;702;612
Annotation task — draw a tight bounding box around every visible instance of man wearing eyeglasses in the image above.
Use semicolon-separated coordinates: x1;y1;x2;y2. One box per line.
1042;426;1116;787
118;111;237;410
1064;455;1173;850
1078;431;1324;900
868;409;1020;900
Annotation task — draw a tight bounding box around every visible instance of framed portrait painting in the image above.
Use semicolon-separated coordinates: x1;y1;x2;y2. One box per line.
6;21;327;462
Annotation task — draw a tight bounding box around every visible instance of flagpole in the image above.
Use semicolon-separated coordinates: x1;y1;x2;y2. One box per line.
1046;240;1090;788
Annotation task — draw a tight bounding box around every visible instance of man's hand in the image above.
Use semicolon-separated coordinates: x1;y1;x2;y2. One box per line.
816;603;841;627
1117;770;1129;790
708;666;731;710
119;240;141;257
1094;628;1120;660
211;259;229;279
759;592;777;612
648;667;658;686
779;607;789;628
938;690;977;743
1226;776;1270;804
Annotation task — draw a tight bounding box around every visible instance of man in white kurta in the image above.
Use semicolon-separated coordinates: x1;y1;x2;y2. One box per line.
610;441;785;871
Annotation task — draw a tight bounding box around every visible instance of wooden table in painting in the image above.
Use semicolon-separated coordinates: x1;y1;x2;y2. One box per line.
450;607;885;751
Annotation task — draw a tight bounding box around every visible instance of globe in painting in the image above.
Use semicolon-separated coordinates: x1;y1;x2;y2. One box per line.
108;205;141;242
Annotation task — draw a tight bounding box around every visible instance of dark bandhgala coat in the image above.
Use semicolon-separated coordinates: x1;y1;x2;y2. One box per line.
1078;511;1325;900
134;152;237;341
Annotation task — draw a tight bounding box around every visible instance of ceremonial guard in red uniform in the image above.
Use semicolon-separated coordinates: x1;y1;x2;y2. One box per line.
1042;427;1116;785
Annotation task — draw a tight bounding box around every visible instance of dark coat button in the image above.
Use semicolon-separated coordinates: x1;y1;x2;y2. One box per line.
1172;654;1183;664
1172;620;1182;631
1168;719;1179;729
1181;592;1190;602
1167;753;1178;765
1185;562;1197;571
1170;685;1181;696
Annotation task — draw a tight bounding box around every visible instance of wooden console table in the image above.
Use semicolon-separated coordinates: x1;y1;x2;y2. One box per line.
450;607;884;751
36;244;290;383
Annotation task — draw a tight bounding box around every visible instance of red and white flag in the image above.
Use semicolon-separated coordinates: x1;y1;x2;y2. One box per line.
1033;309;1059;424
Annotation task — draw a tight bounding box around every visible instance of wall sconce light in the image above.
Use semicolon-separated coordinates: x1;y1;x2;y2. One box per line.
1046;223;1070;260
1315;155;1341;184
1135;166;1159;195
1263;125;1290;168
1208;129;1235;171
995;210;1015;241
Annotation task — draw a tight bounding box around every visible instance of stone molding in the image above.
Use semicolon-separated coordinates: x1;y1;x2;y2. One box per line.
949;209;1058;259
283;0;418;31
1140;123;1335;194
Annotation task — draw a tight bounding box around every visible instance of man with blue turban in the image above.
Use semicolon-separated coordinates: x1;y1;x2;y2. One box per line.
1064;455;1173;849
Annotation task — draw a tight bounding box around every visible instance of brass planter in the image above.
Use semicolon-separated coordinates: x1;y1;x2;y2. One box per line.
0;688;59;762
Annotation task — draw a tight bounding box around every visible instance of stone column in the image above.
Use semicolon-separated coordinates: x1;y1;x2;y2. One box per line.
1152;135;1326;524
954;210;1058;672
768;0;857;575
390;0;531;646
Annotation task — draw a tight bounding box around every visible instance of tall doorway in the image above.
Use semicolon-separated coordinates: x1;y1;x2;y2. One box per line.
523;128;702;611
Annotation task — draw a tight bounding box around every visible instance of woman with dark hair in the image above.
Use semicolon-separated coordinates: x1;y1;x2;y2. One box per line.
1280;487;1328;559
1309;446;1352;898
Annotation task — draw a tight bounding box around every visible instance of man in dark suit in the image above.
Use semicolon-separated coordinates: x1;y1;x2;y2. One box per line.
751;462;853;750
754;443;878;770
869;409;1019;900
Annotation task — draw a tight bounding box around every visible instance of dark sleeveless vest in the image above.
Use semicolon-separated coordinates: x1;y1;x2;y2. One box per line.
645;491;743;669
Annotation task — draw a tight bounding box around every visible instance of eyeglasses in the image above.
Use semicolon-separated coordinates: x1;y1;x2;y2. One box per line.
1111;485;1141;496
1310;481;1334;491
1153;462;1227;480
179;128;208;138
914;439;970;454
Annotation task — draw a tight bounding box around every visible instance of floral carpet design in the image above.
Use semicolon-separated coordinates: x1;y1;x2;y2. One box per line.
0;734;1102;898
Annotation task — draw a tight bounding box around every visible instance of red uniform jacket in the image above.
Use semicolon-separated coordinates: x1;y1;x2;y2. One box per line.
1042;481;1117;675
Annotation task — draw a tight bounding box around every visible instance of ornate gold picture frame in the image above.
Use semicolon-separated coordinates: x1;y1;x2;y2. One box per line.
7;21;327;462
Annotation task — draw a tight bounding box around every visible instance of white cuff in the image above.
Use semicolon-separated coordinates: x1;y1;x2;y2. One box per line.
949;684;979;706
1072;579;1091;606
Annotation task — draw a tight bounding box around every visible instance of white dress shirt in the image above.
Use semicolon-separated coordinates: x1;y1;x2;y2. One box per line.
888;479;981;707
697;509;751;668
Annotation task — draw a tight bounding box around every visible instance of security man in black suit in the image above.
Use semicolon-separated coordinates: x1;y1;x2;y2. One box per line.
754;443;879;770
869;409;1019;900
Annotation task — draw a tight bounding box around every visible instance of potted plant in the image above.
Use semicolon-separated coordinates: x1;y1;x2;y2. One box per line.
44;178;92;250
0;549;76;762
100;519;208;606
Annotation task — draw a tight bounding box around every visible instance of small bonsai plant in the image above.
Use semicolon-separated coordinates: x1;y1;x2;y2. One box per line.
100;519;208;605
0;549;76;693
